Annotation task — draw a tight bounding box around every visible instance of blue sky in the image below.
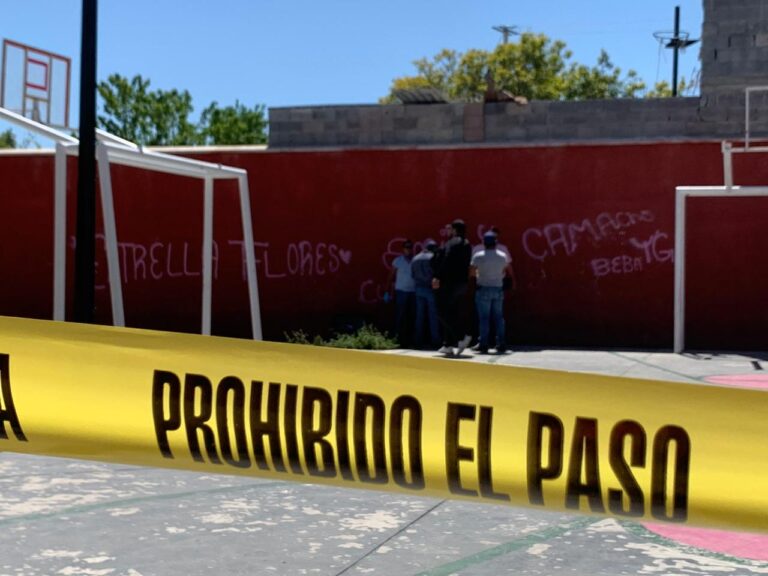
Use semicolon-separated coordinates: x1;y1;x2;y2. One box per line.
1;0;703;141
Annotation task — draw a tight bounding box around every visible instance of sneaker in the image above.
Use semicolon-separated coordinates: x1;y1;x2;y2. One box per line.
456;335;472;356
476;347;489;354
495;346;508;354
438;346;455;356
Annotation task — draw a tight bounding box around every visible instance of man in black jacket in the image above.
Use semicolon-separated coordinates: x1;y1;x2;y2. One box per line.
431;219;472;356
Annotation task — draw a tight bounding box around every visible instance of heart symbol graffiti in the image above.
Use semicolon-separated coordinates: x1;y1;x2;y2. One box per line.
339;249;352;265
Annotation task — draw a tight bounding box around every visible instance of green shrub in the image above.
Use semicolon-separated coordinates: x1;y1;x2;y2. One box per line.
285;324;398;350
284;329;325;346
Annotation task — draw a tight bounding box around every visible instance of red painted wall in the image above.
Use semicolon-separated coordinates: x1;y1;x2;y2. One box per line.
2;142;767;349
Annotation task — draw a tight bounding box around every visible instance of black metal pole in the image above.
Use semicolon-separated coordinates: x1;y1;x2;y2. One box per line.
74;0;98;323
672;6;680;97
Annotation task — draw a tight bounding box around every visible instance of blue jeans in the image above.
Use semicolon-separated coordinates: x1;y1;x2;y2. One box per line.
475;286;505;350
414;286;440;348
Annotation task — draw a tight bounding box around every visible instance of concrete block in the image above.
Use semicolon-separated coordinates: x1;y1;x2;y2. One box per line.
336;132;360;147
463;102;483;116
485;116;520;135
702;21;719;38
287;108;314;121
267;108;291;122
463;127;484;143
463;114;483;129
483;102;507;116
463;103;485;142
525;125;549;140
546;123;581;140
642;121;687;136
485;126;528;141
343;117;361;131
416;113;450;132
718;5;760;24
393;117;419;130
311;108;335;121
269;121;303;134
682;121;721;137
303;120;325;133
528;101;553;116
380;104;406;115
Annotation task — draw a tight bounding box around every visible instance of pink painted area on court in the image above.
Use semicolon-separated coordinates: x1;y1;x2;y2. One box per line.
642;372;768;561
643;523;768;561
704;373;768;390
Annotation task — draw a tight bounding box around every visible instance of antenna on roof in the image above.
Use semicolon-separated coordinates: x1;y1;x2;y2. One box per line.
492;25;519;45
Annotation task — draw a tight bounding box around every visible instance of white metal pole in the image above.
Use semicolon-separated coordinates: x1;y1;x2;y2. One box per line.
745;89;751;149
201;176;214;336
96;142;125;327
53;143;68;321
722;141;733;188
238;174;262;340
673;188;686;353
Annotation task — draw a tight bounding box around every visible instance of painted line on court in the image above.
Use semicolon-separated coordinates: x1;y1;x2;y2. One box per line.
416;517;595;576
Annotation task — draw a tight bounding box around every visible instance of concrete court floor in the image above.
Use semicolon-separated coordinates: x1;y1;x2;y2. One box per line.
0;348;767;576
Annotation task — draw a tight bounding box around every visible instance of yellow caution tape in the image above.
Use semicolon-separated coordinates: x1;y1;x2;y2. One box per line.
0;315;765;532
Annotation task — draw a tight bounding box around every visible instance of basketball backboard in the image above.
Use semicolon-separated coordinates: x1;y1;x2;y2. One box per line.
1;38;71;129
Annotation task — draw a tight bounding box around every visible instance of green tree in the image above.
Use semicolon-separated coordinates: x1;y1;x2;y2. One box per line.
199;100;267;145
97;74;201;146
383;33;648;103
563;50;644;99
643;79;688;98
0;129;16;149
97;74;268;146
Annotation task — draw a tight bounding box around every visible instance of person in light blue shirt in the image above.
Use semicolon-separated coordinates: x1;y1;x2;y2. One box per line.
411;239;440;349
388;239;416;346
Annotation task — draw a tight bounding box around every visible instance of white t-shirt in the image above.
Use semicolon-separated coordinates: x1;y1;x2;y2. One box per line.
473;242;511;263
471;249;509;288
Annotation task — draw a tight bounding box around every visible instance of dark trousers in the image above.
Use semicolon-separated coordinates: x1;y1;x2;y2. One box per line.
394;290;415;346
436;283;468;347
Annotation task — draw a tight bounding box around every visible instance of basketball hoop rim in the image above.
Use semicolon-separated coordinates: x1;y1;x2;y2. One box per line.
653;30;691;42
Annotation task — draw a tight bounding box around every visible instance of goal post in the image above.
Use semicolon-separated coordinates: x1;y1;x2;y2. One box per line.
674;186;768;353
0;105;262;340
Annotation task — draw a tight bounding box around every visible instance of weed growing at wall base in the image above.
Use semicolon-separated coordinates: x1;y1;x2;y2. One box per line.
285;324;398;350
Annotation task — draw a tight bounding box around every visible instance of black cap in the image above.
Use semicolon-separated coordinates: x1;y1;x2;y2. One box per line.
450;218;466;235
483;230;498;247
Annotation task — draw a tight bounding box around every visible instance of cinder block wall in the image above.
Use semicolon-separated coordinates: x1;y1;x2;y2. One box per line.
701;0;768;93
268;0;768;148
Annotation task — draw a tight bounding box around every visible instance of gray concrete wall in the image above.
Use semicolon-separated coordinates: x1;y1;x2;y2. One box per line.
268;0;768;148
701;0;768;93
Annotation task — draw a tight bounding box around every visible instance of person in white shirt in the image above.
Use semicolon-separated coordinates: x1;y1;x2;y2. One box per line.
472;226;511;262
470;231;515;354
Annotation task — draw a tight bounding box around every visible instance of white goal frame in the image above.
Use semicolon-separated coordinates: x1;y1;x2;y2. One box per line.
0;106;262;339
674;186;768;353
